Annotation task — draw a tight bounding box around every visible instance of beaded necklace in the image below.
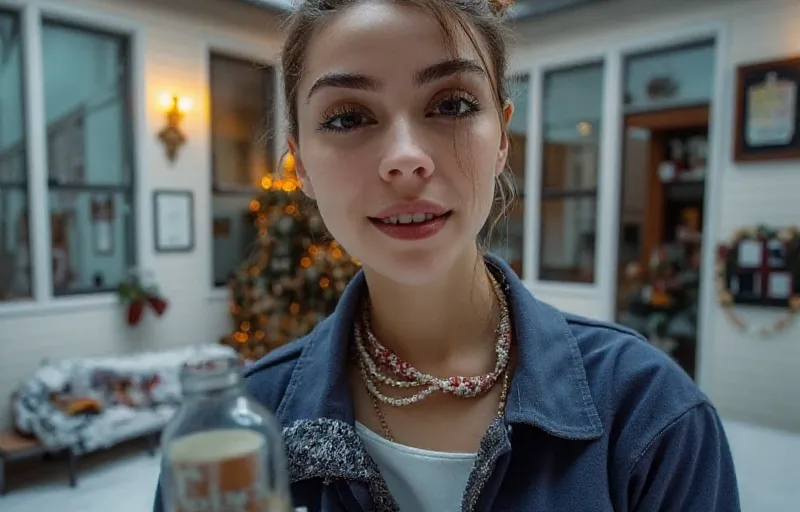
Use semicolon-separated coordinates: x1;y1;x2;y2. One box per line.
354;269;512;441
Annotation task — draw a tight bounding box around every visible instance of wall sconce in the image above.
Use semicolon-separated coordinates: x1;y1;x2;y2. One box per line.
157;93;193;163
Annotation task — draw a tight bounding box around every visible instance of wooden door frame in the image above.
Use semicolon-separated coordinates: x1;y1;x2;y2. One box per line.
624;104;710;275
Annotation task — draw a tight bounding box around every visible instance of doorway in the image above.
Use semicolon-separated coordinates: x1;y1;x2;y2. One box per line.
614;41;715;380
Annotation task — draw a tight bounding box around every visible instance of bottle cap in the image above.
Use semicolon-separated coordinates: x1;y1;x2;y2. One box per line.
180;354;242;394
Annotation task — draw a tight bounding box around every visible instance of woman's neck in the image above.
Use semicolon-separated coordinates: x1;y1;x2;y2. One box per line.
362;248;500;373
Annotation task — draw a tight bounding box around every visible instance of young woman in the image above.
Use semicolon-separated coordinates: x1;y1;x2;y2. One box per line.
157;1;740;510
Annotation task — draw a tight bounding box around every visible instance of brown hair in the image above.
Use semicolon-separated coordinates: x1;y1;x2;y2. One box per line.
280;0;517;247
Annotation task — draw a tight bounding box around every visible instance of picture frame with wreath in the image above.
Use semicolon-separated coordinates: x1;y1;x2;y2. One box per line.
716;225;800;335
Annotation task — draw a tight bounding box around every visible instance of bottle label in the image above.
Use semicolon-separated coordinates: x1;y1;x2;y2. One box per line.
167;429;278;512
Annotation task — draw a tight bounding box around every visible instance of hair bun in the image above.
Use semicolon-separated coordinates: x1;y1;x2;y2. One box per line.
489;0;515;15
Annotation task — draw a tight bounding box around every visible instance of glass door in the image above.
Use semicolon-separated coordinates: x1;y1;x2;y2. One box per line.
615;40;716;379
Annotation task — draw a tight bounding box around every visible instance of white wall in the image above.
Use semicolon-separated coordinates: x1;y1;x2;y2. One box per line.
512;0;800;432
0;0;283;429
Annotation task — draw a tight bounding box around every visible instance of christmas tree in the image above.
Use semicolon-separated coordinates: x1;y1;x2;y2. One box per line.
221;155;361;363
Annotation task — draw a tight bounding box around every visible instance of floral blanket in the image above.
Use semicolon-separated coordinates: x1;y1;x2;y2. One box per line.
13;344;235;455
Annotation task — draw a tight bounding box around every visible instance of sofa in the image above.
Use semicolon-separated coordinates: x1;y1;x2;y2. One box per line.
12;344;236;457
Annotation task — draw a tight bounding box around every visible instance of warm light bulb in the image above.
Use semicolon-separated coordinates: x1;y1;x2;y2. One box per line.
178;97;193;112
159;93;174;109
283;153;295;172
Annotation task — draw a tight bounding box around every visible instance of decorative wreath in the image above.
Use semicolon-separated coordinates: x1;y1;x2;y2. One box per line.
715;225;800;336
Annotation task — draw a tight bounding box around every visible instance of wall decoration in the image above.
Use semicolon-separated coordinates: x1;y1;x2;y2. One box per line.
646;76;679;102
117;268;169;327
91;195;115;256
716;225;800;336
157;94;192;163
153;190;194;253
734;56;800;162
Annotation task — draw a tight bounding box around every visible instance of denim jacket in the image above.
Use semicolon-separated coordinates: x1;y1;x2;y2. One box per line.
154;255;740;511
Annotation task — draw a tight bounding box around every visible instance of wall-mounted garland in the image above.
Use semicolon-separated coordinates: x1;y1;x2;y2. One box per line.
716;225;800;336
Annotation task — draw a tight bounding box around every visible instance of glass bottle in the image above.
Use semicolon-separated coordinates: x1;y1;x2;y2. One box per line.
159;354;291;512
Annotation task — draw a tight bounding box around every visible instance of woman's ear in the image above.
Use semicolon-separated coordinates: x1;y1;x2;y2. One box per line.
495;101;514;176
287;135;315;199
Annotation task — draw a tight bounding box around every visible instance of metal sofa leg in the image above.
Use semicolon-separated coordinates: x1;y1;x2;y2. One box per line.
67;450;78;488
0;455;6;496
146;432;159;457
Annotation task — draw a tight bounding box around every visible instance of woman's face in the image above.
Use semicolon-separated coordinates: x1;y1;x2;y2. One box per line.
290;2;512;285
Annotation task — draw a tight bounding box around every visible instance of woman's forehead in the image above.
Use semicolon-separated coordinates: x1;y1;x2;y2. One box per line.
301;3;486;92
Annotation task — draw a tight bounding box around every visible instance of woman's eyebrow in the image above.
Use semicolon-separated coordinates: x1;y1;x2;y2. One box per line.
414;58;485;86
306;58;485;102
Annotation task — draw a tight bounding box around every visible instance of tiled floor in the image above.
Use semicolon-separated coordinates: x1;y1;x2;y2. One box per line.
1;438;160;512
724;420;800;512
0;420;797;511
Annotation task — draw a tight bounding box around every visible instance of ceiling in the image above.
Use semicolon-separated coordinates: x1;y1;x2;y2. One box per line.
238;0;603;21
509;0;601;20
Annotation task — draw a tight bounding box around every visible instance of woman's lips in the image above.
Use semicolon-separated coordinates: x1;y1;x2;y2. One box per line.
369;211;451;241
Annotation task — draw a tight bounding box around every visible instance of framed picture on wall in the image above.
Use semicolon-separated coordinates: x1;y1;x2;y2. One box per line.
153;190;195;253
734;55;800;162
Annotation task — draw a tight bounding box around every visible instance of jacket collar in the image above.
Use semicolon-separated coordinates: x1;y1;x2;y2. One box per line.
276;254;603;441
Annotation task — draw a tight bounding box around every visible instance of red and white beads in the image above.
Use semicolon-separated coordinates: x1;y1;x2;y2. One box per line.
354;269;512;408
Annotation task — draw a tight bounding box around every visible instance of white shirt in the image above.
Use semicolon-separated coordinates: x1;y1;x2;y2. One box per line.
355;422;476;512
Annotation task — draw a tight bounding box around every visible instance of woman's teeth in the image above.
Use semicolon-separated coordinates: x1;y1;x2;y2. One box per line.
381;213;436;225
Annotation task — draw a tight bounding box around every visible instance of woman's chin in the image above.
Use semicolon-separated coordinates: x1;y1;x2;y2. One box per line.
360;245;473;287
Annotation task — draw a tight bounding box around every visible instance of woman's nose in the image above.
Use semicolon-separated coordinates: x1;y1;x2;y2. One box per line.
378;120;435;182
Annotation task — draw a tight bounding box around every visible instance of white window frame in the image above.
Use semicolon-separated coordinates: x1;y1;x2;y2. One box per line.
0;0;146;317
511;19;729;392
529;54;611;294
202;36;283;301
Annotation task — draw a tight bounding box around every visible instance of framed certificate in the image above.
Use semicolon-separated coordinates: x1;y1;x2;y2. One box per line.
734;56;800;162
153;190;195;253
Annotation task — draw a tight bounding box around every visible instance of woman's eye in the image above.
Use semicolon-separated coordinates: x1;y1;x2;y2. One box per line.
431;96;481;118
320;111;371;132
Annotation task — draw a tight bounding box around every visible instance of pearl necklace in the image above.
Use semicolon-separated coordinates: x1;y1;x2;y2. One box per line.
353;269;512;408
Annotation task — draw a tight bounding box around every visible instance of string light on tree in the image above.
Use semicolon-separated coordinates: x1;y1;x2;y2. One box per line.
221;153;360;362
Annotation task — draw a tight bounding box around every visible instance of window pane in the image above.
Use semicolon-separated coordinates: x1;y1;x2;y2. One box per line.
42;22;134;296
0;11;31;301
42;21;131;186
48;190;134;295
543;142;599;191
0;186;32;300
542;63;603;192
539;195;596;283
624;40;715;113
540;63;602;283
210;54;275;190
210;54;275;287
487;197;524;276
506;74;529;194
212;194;259;287
487;74;529;276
